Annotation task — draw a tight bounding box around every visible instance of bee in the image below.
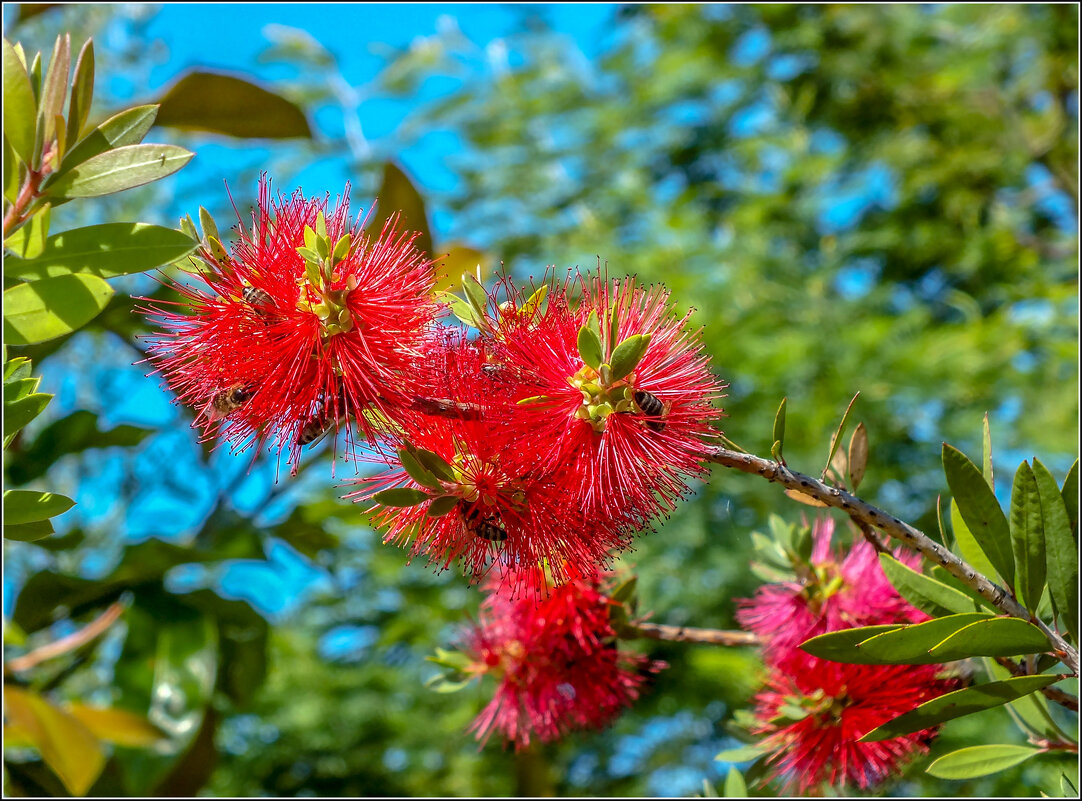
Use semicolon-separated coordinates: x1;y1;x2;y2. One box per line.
242;285;274;313
206;384;255;421
633;390;671;433
296;414;345;448
459;502;508;542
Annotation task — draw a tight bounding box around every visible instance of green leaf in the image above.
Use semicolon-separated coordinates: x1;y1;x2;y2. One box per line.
609;333;651;380
943;443;1014;589
982;412;995;489
45;143;193;198
50;104;158;182
372;487;431;507
848;421;868;490
983;657;1062;740
723;767;747;798
3;38;38;164
878;553;980;616
198;205;219;244
1033;459;1078;638
861;675;1065;741
3;686;106;796
577;323;604;370
435;291;479;328
822;391;860;480
66;704;166;748
66;38;93;147
926;744;1041;779
519;283;548;320
4;223;198;281
1062;774;1078;798
951;498;1001;584
817;613;994;664
411;447;458;484
1062;459;1078;542
3;273;114;344
39;34;70;150
5;375;41;405
4;356;33;382
798;624;906;662
426;495;460;518
771;397;787;457
1010;461;1046;613
929;565;998;612
3;489;74;525
461;273;489;320
4;392;52;438
398;448;442;490
5;202;51;259
715;744;766;763
366;161;433;261
927;617;1053;661
154;70;312;139
4;519;55;542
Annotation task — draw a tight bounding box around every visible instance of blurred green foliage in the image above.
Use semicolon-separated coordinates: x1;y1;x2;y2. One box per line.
3;3;1077;798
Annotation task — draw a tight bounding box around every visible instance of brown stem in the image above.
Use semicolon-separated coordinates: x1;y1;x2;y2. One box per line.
3;169;43;239
4;601;125;674
703;446;1081;675
630;623;760;647
994;656;1079;713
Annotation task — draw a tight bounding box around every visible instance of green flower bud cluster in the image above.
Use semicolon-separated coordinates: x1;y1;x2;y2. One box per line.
295;211;358;339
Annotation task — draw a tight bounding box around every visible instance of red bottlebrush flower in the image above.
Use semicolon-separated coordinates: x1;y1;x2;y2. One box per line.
461;568;665;749
479;271;725;527
736;517;927;664
139;177;438;467
345;333;637;591
751;651;955;793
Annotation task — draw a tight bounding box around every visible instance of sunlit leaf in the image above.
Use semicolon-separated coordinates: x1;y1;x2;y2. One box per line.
3;273;113;344
926;744;1041;779
3;489;74;525
943;443;1014;589
45;143;193;198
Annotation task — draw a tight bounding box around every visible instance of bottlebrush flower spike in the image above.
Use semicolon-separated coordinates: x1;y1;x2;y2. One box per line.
736;517;927;666
751;651;955;793
476;270;725;527
139;177;439;468
460;567;665;749
345;333;637;590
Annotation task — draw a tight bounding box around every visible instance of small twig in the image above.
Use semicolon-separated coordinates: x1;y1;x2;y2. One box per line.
4;601;126;674
629;623;760;647
994;656;1079;713
852;516;891;555
702;445;1080;677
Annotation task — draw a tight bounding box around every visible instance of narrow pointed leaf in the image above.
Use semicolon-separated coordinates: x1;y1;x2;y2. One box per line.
366;161;432;260
3;490;74;525
411;447;457;483
398;449;441;490
609;333;651;380
4;273;114;344
65;704;166;747
66;38;93;146
3;686;106;795
983;657;1060;740
928;617;1052;661
926;744;1040;779
372;488;431;507
1033;459;1077;638
426;495;460;518
878;554;980;616
4;223;197;280
3;38;37;164
577;323;604;370
851;613;994;664
723;767;747;798
39;35;70;147
798;624;905;663
155;70;312;139
771;396;786;458
4;519;54;542
4;392;52;438
822;391;859;480
1062;458;1078;541
435;291;479;328
1009;461;1046;613
49;104;159;187
951;498;1001;584
461;273;489;320
46;143;193;198
982;412;995;489
861;675;1065;741
943;443;1014;589
848;422;868;490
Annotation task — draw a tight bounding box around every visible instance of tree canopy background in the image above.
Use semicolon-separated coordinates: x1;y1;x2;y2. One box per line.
3;3;1077;797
